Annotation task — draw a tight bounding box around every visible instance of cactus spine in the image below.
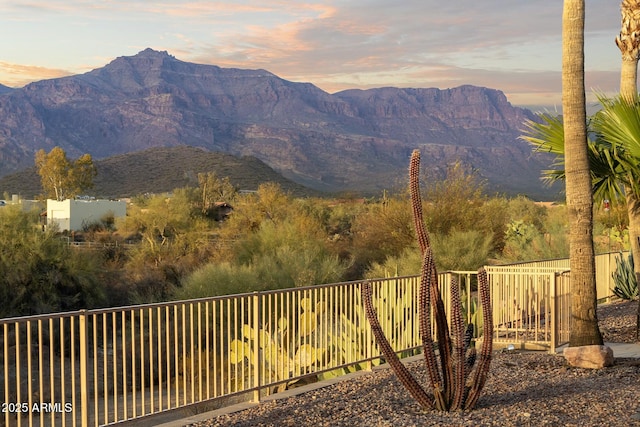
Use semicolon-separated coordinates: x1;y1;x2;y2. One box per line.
362;149;493;411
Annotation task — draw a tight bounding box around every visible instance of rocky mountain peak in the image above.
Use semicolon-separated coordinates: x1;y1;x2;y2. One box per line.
0;49;557;199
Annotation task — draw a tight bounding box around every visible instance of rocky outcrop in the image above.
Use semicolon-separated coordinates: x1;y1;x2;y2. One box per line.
0;49;556;198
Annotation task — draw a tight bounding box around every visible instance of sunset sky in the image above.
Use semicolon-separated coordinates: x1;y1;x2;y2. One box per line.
0;1;624;109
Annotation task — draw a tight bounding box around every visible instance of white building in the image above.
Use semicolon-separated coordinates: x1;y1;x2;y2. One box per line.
46;199;126;231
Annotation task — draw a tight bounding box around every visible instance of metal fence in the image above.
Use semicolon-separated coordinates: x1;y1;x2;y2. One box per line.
484;252;624;351
0;253;625;426
1;274;476;427
497;251;624;302
484;267;571;351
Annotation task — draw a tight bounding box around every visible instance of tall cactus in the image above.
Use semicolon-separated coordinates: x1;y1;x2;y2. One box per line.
362;149;493;411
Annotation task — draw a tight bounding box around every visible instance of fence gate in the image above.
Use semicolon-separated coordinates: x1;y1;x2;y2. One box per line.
484;267;571;352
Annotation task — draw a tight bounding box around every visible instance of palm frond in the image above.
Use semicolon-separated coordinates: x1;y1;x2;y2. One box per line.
520;114;566;185
520;114;565;155
589;138;626;202
593;94;640;159
520;108;630;204
592;93;640;199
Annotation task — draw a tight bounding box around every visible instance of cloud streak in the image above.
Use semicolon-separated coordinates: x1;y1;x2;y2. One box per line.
0;62;73;86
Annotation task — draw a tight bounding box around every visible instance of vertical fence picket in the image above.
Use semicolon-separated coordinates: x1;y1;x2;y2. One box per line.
252;293;260;402
79;312;88;427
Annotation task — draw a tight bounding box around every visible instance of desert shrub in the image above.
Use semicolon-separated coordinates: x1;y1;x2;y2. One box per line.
214;183;297;250
430;229;495;271
233;219;351;289
174;262;261;299
594;200;630;253
365;245;422;279
118;191;219;300
498;201;568;263
500;219;568;263
504;196;547;231
365;229;493;279
611;252;638;300
0;206;105;316
348;197;415;277
422;162;488;235
357;165;506;279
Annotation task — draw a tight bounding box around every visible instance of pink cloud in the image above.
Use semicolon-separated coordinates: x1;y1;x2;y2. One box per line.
0;62;73;87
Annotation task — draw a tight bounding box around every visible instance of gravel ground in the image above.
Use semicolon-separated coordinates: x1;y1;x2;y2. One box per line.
192;300;640;427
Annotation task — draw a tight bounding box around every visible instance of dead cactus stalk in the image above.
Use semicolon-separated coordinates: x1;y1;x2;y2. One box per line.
362;149;493;411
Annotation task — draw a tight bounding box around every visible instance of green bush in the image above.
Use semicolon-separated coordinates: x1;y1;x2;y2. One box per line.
232;215;350;287
365;245;422;279
500;216;568;262
251;244;348;289
430;229;494;271
0;206;105;316
365;229;493;279
175;262;262;299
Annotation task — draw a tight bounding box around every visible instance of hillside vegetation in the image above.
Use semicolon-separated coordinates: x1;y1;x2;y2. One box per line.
0;146;318;199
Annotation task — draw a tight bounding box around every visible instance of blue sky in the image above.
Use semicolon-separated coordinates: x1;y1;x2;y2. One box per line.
0;1;624;108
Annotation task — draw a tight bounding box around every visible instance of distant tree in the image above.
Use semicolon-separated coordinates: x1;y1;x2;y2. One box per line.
35;147;97;200
197;172;237;217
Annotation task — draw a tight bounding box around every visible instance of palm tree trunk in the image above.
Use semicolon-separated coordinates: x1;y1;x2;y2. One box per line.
562;0;603;346
617;0;640;102
620;59;638;101
617;0;640;342
623;190;640;341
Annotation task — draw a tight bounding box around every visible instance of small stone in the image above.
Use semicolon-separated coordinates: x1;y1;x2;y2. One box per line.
563;345;614;369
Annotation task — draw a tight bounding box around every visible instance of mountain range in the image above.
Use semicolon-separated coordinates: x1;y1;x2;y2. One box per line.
0;48;558;199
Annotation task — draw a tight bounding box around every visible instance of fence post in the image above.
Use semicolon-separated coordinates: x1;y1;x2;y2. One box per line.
364;281;373;371
79;310;89;427
549;274;557;354
252;293;261;403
